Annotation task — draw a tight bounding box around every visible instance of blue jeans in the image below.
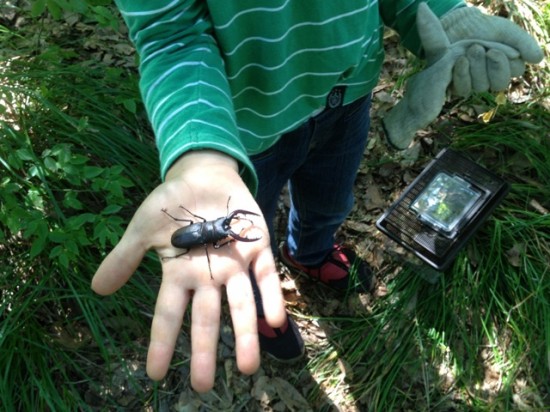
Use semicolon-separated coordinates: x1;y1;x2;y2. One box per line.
251;94;372;266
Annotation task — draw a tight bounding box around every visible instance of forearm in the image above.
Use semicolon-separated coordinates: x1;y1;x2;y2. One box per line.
115;0;257;191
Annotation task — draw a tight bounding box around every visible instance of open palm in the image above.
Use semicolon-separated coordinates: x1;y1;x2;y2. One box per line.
91;151;286;392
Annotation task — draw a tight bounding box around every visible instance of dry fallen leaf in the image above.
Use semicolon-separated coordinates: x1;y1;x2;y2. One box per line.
505;243;524;268
272;377;312;412
365;183;386;211
251;375;277;405
529;199;548;215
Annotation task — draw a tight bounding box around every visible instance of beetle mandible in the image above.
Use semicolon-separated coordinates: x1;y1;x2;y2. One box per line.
161;197;261;279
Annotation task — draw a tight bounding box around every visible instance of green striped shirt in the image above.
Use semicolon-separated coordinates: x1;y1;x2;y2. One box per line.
116;0;465;194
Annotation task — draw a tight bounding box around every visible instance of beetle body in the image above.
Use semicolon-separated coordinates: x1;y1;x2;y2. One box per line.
161;199;261;278
171;216;231;249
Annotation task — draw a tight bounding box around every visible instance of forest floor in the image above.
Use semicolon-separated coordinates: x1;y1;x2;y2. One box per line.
1;1;548;411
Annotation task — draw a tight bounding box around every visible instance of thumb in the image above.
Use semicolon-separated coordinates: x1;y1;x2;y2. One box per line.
383;45;464;149
383;57;454;149
478;15;543;63
91;229;147;295
416;3;451;63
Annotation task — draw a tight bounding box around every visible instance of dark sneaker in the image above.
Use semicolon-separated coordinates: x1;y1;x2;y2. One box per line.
257;314;305;362
279;243;374;293
249;270;305;362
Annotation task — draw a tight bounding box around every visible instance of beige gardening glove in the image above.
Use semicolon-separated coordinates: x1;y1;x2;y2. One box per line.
383;3;544;150
442;6;544;96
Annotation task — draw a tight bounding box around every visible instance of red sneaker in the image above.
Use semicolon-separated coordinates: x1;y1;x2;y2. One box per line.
279;243;374;293
257;314;305;362
250;270;305;362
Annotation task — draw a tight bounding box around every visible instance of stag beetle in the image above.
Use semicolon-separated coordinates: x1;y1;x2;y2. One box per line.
161;197;261;279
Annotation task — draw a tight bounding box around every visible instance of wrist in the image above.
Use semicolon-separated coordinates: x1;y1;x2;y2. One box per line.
166;150;239;181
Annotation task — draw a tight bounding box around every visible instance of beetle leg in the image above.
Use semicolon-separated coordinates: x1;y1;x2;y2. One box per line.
204;245;214;280
161;208;194;224
178;205;207;222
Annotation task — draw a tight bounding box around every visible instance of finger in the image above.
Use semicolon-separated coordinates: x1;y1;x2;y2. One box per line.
190;285;222;392
417;3;450;62
91;231;146;295
488;17;544;63
487;49;511;91
467;44;490;92
452;55;472;97
226;270;260;375
383;52;456;150
471;40;519;60
442;7;543;64
252;247;286;328
146;273;191;381
510;58;526;78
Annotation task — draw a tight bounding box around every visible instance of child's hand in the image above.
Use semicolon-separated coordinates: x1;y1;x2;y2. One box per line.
91;150;286;392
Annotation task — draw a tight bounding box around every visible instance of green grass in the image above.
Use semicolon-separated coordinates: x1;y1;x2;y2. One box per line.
305;3;550;405
304;96;550;410
0;44;163;409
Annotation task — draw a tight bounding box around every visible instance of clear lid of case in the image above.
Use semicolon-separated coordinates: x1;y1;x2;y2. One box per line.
410;172;482;234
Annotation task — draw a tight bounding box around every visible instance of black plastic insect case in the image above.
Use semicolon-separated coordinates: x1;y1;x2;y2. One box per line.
376;148;510;271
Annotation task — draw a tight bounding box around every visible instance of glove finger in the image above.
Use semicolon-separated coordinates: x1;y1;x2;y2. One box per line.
488;17;543;63
452;55;472;97
417;3;450;63
383;51;456;150
467;44;490;92
486;49;511;91
441;7;544;64
510;58;526;78
466;40;519;60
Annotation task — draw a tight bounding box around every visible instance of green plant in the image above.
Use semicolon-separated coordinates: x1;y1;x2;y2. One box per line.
304;95;550;410
0;47;162;409
28;0;118;28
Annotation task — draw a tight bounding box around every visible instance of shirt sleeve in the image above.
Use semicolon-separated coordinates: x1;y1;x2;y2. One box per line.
115;0;258;193
379;0;466;55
